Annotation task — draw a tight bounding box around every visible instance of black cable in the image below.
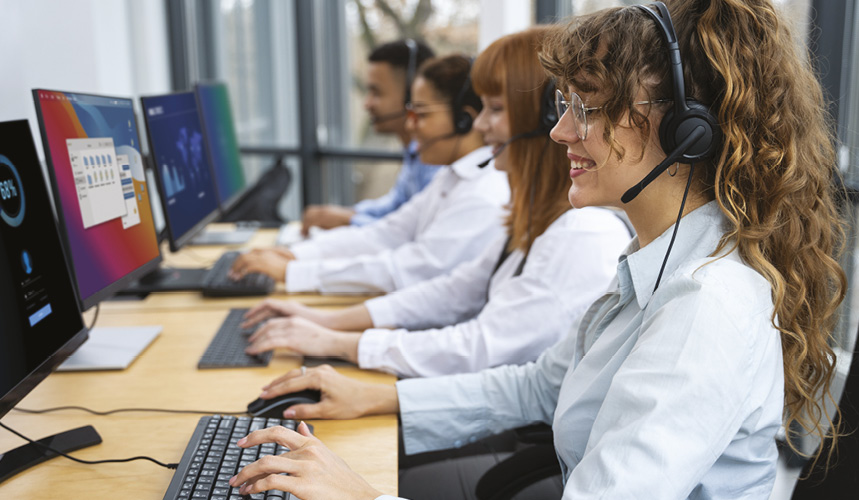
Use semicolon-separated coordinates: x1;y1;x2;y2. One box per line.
0;421;178;470
14;406;247;416
653;163;695;293
86;303;100;330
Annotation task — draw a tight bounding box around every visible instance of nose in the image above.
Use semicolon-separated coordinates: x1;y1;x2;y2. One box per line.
549;109;579;146
472;108;489;134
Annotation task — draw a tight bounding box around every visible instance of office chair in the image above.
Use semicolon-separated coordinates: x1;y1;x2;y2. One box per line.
474;424;560;500
222;157;292;224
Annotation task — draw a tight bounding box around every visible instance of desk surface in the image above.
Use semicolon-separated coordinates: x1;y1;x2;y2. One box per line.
0;292;398;496
104;225;378;312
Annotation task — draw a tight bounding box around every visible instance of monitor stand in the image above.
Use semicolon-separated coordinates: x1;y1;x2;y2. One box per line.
119;266;208;295
57;325;162;371
189;226;255;246
0;425;102;483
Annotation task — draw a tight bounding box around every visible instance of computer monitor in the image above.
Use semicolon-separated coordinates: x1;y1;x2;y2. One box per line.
195;82;248;214
141;91;221;252
0;120;99;483
32;89;163;311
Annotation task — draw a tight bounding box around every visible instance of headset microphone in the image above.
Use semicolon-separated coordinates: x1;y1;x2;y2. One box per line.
369;110;408;124
620;125;705;203
477;129;545;168
415;131;459;153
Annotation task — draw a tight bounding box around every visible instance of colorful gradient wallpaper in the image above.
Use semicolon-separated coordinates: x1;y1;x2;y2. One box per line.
35;90;160;304
195;83;246;208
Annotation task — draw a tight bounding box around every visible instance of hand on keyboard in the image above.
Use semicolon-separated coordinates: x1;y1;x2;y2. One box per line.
241;299;334;330
229;248;295;283
230;421;382;500
244;317;358;363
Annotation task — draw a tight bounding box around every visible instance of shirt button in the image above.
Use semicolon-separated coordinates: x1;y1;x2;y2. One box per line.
454;440;463;448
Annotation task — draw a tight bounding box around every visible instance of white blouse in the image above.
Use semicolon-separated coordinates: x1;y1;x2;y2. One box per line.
358;207;631;377
285;147;510;294
390;202;784;500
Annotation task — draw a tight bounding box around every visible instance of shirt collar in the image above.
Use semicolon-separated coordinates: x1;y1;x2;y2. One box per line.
406;140;419;159
450;146;494;180
623;201;729;309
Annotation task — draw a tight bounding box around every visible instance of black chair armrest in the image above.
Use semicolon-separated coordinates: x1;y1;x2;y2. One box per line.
513;423;553;445
475;443;561;500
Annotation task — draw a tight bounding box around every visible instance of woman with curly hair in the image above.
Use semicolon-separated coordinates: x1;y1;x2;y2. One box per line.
228;1;847;498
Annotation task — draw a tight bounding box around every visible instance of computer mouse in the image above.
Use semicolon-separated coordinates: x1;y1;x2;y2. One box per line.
246;389;322;418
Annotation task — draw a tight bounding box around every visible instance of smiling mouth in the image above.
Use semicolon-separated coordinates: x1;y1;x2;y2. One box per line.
569;154;596;170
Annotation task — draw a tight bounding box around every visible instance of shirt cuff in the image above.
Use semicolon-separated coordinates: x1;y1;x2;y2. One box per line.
285;260;322;292
364;296;399;328
289;239;323;260
397;374;487;455
349;211;378;227
357;329;394;371
374;496;407;500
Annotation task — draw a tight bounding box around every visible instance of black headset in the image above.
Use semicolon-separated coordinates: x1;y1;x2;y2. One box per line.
451;69;475;135
637;2;721;163
404;39;419;105
621;2;722;203
536;78;559;133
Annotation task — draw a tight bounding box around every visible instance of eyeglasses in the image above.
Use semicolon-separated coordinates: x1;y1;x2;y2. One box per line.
405;101;451;119
555;89;671;140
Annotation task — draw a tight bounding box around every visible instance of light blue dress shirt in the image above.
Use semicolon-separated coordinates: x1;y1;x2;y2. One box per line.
390;201;784;500
350;141;439;226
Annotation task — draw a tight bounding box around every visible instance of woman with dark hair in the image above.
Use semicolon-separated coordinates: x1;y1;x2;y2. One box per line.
231;55;510;295
229;1;846;498
233;27;629;378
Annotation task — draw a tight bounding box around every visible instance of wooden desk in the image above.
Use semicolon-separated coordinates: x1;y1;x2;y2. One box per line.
0;307;399;497
106;225;377;312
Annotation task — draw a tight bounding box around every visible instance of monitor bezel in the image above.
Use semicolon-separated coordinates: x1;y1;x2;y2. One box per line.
32;89;164;311
140;91;222;253
0;118;89;420
194;81;250;215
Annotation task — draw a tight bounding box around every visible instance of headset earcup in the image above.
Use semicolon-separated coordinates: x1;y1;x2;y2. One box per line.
540;82;558;130
659;102;720;162
455;112;473;135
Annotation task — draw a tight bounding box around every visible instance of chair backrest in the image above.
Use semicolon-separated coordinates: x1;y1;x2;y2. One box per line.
791;322;859;497
221;159;291;223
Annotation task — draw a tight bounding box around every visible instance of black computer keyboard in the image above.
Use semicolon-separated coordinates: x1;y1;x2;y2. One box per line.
202;251;275;298
198;309;273;369
162;415;302;500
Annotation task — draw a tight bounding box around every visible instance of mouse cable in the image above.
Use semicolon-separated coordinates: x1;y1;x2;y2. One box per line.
14;406;247;416
0;420;178;470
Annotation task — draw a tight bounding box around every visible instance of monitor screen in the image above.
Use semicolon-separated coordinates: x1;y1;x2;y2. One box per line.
195;82;247;212
33;90;162;310
0;120;87;419
141;92;220;251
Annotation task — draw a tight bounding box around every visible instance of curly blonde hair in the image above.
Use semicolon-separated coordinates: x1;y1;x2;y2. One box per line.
540;0;847;459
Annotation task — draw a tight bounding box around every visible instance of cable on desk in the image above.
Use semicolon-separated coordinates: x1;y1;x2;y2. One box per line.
0;421;178;470
86;303;100;330
14;406;247;416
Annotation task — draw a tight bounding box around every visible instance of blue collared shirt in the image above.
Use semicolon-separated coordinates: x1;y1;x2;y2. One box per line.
351;141;439;226
394;201;784;500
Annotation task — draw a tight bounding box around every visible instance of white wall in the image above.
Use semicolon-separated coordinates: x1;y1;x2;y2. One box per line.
0;0;171;158
478;0;534;50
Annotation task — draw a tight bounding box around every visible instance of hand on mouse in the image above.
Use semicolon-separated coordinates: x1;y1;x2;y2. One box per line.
260;364;399;420
245;316;360;363
230;421;382;500
229;248;294;283
241;299;334;329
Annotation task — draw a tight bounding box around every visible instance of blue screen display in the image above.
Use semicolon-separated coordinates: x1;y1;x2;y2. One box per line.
142;92;218;243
